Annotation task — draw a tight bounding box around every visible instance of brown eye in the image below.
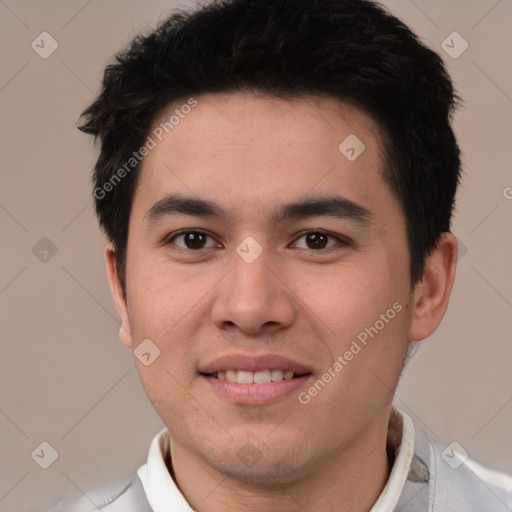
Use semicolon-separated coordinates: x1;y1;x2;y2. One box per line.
291;231;346;251
183;232;207;249
305;232;328;249
168;231;219;250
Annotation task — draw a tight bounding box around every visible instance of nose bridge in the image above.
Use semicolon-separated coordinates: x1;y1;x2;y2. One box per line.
230;245;277;306
211;242;295;332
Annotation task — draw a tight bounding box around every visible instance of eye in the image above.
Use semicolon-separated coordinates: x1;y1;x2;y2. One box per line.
291;231;346;250
167;230;220;250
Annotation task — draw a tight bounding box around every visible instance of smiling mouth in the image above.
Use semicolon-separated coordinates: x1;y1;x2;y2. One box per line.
201;369;311;384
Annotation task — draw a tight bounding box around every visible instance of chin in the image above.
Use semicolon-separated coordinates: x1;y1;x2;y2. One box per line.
211;455;306;488
195;436;310;487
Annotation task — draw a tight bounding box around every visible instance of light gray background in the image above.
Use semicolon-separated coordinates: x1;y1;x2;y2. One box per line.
1;0;511;510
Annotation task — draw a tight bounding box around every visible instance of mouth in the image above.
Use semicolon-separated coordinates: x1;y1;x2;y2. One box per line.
198;353;314;404
201;369;311;384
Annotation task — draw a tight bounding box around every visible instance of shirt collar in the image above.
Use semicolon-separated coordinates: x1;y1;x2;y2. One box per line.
138;406;416;512
137;431;191;512
370;407;416;511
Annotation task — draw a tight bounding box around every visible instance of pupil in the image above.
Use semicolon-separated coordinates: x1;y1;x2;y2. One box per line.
306;233;327;249
185;232;206;249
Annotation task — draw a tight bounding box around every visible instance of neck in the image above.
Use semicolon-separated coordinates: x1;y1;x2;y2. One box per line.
168;407;393;512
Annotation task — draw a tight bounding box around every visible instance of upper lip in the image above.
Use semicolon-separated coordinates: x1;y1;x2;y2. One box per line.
199;353;313;374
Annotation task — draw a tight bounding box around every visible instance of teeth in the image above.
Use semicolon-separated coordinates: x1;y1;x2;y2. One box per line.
271;369;283;381
254;370;271;384
237;370;254;384
226;369;237;382
214;369;300;384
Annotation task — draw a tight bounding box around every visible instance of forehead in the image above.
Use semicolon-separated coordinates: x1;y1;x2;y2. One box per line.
133;91;394;220
150;91;385;156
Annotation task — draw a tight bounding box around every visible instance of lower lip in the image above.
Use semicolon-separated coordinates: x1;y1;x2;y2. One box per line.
200;374;311;405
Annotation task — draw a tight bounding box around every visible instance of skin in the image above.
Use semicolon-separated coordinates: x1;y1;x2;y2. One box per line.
106;92;457;512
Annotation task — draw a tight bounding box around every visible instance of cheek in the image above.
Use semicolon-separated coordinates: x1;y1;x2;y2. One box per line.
128;258;206;333
126;265;203;417
293;263;402;337
125;268;200;394
291;259;411;392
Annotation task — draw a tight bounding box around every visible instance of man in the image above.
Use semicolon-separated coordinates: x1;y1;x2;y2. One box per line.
63;0;511;510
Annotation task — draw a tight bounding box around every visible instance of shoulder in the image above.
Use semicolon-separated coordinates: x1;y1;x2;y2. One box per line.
47;472;153;512
429;436;512;511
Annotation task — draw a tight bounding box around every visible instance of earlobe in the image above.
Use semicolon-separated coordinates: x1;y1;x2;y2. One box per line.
118;325;133;348
408;233;458;342
105;243;133;348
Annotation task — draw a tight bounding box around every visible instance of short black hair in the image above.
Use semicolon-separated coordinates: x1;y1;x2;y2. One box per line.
79;0;462;291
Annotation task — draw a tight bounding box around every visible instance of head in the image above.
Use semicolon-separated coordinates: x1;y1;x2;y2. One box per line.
80;0;460;485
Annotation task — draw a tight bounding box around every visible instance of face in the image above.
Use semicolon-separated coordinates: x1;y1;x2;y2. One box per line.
112;92;420;483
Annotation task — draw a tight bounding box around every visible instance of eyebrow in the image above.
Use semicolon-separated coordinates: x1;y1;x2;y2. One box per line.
144;193;373;226
145;194;223;223
272;196;373;225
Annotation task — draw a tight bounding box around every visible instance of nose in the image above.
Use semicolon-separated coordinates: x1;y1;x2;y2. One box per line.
211;249;296;336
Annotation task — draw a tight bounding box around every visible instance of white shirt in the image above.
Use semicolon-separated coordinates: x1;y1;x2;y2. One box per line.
53;406;512;511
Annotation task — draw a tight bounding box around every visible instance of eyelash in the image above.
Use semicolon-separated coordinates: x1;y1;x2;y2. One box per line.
164;229;350;251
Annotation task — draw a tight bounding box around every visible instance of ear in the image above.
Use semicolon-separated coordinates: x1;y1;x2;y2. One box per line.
408;232;458;342
105;243;133;348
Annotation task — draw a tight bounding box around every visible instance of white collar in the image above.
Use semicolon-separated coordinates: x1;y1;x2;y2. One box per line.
137;432;190;512
370;407;415;511
137;406;415;512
